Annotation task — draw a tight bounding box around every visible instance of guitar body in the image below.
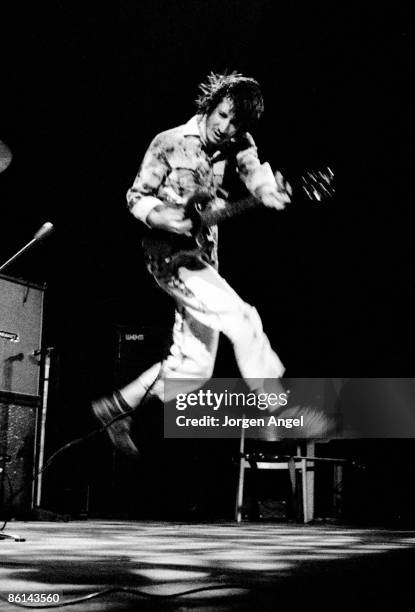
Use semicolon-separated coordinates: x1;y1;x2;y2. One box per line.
142;193;217;275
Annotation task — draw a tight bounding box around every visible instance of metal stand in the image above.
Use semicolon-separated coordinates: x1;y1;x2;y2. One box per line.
33;347;54;508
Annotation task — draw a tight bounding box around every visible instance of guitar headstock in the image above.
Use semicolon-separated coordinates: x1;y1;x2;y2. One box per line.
301;166;335;202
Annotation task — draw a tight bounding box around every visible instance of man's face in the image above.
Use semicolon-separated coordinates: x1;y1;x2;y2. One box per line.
205;98;240;148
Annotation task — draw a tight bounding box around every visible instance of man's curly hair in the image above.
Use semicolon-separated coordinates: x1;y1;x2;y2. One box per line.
195;71;264;131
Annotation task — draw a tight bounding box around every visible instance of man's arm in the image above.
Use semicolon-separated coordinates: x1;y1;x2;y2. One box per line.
234;133;291;210
127;133;191;234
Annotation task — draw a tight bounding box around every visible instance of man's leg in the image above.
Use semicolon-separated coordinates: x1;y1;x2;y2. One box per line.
163;264;285;386
92;259;283;454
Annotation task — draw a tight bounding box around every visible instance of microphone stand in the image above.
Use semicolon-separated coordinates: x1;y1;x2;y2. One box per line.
0;222;54;274
33;347;54;510
0;238;42;274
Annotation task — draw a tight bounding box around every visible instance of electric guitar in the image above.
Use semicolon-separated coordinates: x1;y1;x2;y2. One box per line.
142;166;335;270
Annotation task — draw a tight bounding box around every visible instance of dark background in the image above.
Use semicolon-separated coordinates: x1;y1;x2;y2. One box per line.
1;1;413;522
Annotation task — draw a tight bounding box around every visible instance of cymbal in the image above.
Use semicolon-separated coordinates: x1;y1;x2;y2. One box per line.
0;140;12;173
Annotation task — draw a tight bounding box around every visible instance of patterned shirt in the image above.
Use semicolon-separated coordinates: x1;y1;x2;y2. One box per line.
127;114;274;272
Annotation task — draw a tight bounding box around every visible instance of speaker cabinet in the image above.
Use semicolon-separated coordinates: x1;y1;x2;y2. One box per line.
0;391;39;515
0;274;45;396
87;325;170;518
115;325;170;387
0;274;44;516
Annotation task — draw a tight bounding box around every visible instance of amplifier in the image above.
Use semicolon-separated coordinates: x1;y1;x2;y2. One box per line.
0;274;45;396
115;325;170;388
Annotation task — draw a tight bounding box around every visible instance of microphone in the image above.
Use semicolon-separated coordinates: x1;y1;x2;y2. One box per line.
33;222;54;241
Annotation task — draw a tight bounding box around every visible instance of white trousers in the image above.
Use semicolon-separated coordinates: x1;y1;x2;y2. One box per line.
120;262;285;407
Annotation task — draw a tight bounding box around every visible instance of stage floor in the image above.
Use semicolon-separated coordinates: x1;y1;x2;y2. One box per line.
1;521;415;611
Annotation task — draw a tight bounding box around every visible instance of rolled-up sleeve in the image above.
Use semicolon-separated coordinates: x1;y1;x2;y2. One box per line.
126;133;170;225
236;132;277;196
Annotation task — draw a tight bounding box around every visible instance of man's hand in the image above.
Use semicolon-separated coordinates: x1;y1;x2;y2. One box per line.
146;205;193;235
256;171;292;210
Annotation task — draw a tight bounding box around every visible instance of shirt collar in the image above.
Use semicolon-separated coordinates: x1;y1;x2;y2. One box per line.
182;115;207;144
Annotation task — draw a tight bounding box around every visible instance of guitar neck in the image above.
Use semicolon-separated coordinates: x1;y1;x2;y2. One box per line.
199;195;258;228
187;165;334;229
